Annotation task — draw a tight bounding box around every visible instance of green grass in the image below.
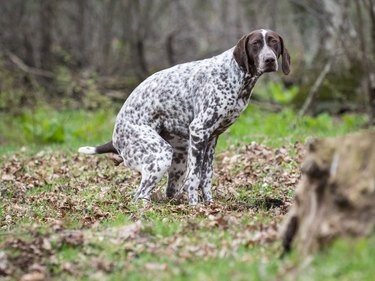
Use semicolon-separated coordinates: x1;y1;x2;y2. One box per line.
0;104;368;156
295;236;375;281
44;231;375;281
0;105;373;280
0;107;116;155
217;106;368;150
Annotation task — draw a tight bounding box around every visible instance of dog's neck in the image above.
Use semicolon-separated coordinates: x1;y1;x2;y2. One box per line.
214;48;260;101
239;73;259;100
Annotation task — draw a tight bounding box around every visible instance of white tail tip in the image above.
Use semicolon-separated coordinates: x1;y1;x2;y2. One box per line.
78;146;97;155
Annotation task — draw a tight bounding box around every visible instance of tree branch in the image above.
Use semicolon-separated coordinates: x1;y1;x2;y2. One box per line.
6;51;54;78
298;58;333;117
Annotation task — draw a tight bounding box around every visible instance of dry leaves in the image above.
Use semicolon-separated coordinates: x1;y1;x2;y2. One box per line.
0;142;303;279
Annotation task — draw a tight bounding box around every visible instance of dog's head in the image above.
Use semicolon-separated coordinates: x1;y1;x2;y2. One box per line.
233;29;290;76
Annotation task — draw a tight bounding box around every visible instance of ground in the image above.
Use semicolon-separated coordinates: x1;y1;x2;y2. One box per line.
0;105;374;280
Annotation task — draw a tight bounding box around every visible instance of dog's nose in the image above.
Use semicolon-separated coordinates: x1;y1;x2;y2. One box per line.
265;57;275;64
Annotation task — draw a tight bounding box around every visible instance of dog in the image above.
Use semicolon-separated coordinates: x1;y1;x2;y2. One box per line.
79;29;290;205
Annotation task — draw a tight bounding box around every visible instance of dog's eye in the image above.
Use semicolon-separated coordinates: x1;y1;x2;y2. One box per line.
270;39;278;45
251;41;261;47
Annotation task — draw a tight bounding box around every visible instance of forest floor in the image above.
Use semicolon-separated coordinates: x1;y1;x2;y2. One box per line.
0;106;374;280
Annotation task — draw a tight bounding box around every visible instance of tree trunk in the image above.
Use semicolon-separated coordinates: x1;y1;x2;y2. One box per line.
125;0;149;80
368;0;375;59
367;0;375;125
76;0;87;67
281;131;375;256
22;33;35;67
166;30;177;66
39;0;56;70
355;0;375;126
101;0;116;74
370;74;375;126
131;39;148;80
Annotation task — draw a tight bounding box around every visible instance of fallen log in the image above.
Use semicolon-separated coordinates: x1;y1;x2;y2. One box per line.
281;131;375;256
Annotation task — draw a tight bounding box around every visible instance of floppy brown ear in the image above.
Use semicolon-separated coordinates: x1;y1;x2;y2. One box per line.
279;35;291;75
233;34;255;75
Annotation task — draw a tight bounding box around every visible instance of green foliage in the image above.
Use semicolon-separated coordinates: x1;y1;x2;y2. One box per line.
0;107;115;151
21;113;65;144
0;56;44;113
55;66;112;110
0;55;113;113
217;105;368;151
255;81;299;105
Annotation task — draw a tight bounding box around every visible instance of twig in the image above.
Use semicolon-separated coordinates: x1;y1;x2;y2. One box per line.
298;57;333;117
6;51;55;78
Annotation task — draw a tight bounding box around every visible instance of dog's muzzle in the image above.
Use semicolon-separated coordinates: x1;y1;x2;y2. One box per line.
263;57;277;72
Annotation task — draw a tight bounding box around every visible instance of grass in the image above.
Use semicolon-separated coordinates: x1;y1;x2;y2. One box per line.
217;106;369;150
296;236;375;281
0;107;115;155
0;104;373;280
0;104;368;155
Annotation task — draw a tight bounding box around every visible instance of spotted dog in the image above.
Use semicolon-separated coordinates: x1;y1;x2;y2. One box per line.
79;29;291;205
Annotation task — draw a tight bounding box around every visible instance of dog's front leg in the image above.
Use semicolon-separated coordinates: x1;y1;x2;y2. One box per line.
199;136;218;203
185;119;212;205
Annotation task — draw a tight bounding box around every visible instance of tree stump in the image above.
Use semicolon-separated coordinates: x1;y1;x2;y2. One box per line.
281;131;375;256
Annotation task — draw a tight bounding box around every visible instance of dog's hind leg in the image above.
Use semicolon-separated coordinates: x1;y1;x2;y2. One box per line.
119;125;173;203
166;145;188;199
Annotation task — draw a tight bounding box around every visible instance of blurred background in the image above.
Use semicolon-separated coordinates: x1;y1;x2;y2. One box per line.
0;0;374;150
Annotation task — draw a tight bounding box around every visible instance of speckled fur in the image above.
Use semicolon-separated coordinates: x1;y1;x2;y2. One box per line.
80;29;291;205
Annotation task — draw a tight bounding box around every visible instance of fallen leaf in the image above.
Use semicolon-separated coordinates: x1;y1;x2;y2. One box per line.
144;262;167;271
19;271;46;281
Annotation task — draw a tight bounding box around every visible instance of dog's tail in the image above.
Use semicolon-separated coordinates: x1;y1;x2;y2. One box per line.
78;140;118;155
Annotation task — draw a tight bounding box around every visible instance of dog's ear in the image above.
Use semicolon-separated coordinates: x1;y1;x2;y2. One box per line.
278;35;291;75
233;34;255;75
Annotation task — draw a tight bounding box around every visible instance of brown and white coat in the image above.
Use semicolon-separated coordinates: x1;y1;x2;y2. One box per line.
79;29;291;205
